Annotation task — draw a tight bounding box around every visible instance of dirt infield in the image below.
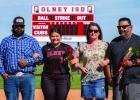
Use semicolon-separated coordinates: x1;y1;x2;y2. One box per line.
0;89;112;100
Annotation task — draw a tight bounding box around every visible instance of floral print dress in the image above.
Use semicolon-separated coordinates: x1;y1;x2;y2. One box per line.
79;40;108;82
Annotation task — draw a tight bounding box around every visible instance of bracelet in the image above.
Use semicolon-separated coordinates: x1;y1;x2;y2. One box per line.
131;59;137;65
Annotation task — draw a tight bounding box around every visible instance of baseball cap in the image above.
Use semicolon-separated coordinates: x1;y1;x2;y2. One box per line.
13;16;25;25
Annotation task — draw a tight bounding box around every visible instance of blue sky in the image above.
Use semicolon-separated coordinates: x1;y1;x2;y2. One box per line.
0;0;140;47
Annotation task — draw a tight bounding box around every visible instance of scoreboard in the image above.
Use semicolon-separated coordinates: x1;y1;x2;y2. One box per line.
32;5;94;42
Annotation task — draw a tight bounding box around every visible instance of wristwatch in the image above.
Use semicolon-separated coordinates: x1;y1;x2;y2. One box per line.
131;59;137;65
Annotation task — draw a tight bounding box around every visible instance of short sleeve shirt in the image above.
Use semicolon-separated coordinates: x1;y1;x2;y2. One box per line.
79;40;108;82
42;43;73;75
107;34;140;84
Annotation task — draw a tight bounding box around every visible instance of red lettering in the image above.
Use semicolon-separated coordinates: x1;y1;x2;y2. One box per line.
52;7;56;12
41;7;45;12
64;7;67;12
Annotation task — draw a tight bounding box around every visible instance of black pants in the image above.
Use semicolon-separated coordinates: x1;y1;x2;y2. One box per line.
41;73;70;100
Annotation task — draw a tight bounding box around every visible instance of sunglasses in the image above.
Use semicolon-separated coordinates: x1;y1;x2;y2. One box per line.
89;29;99;33
117;25;130;29
14;25;25;28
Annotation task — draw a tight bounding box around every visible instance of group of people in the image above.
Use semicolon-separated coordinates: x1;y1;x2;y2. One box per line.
0;16;140;100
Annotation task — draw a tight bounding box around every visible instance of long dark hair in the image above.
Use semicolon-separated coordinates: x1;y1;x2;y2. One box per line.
86;22;103;43
49;26;62;37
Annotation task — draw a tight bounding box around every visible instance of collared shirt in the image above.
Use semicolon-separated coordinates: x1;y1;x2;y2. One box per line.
0;34;43;75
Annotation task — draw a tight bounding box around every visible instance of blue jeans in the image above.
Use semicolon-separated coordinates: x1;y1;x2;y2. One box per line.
81;78;106;99
4;74;35;100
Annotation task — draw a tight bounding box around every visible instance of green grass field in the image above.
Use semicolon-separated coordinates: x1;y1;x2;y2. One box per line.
0;65;81;89
0;64;112;89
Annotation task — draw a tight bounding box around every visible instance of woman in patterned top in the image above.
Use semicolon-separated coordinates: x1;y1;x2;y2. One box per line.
71;22;112;100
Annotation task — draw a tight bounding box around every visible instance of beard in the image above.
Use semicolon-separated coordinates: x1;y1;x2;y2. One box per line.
13;32;24;37
119;29;127;37
12;28;24;37
119;31;131;39
120;32;126;37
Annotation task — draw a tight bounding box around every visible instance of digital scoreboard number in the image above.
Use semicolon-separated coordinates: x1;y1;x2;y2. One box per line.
32;5;94;42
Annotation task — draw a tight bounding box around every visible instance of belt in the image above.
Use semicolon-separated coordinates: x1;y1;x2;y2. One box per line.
7;72;34;76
